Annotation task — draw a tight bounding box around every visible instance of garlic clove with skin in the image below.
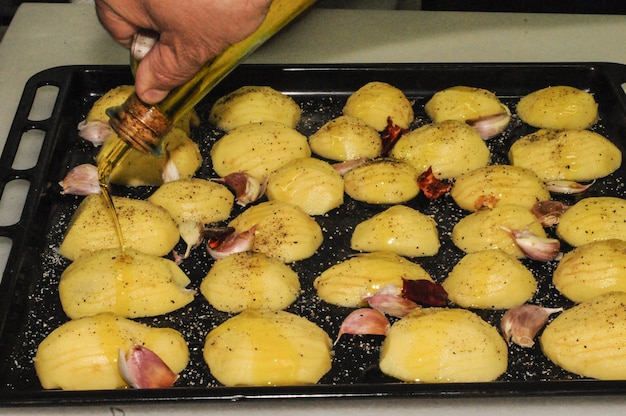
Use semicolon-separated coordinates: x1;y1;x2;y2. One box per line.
500;304;563;348
364;284;419;318
118;344;179;389
205;225;257;260
213;172;266;207
545;180;595;194
77;119;113;146
466;108;511;140
500;226;561;261
59;164;100;196
336;308;390;343
531;200;570;226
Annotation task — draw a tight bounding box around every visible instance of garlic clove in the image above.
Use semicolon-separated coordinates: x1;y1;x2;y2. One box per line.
59;164;100;196
466;108;511;140
336;308;390;343
500;304;563;348
77;119;113;146
118;344;179;389
213;172;265;207
531;200;570;226
161;155;180;184
205;225;257;260
364;284;419;318
545;180;595;194
500;226;561;261
178;220;204;260
332;157;368;176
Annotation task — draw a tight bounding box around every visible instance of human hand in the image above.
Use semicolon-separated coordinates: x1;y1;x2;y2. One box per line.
95;0;272;104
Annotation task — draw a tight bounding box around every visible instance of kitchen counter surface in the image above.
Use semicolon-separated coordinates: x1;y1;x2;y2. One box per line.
1;3;626;415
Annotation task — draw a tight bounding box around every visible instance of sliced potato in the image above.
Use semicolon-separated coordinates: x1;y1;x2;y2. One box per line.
59;248;194;319
442;249;537;309
451;205;548;258
228;200;323;263
541;292;626;380
509;129;622;181
59;195;180;261
350;205;440;257
425;85;509;123
210;121;311;182
208;85;301;131
148;178;234;224
553;239;626;303
516;85;598;130
96;128;202;186
380;308;508;382
343;81;414;131
34;313;189;390
450;165;550;211
308;115;382;161
313;251;433;307
556;197;626;247
203;310;332;386
266;157;344;215
200;251;300;313
343;158;419;204
389;120;491;179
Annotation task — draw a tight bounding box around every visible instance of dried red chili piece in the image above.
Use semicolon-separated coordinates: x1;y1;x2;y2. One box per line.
401;278;448;307
380;116;408;155
417;167;451;199
474;194;500;211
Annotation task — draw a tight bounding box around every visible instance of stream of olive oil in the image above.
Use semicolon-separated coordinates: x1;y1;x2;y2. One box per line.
97;139;132;252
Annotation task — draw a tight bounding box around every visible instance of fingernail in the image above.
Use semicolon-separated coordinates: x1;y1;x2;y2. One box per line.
142;89;169;105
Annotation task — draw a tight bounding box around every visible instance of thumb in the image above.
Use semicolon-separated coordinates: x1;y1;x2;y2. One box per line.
133;41;199;105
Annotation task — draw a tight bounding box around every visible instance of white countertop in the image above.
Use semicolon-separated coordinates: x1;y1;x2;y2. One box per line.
1;3;626;415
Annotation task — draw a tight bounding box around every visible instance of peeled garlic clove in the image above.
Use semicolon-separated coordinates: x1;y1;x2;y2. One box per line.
77;119;113;146
337;308;390;342
466;110;511;140
161;155;180;183
531;200;570;226
500;304;562;348
364;284;419;318
178;220;203;260
545;180;594;194
118;344;179;389
59;164;100;196
205;225;257;260
500;226;561;261
213;172;265;207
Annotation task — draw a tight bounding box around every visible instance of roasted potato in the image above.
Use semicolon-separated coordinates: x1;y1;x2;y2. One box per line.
389;120;491;179
59;248;195;319
350;205;440;257
379;308;508;382
203;310;332;386
200;251;300;313
516;85;598;130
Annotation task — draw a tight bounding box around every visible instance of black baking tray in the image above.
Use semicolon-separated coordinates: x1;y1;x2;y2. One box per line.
0;63;625;406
